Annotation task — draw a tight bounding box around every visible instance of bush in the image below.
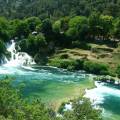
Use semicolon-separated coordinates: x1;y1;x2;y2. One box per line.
59;98;102;120
58;102;66;114
0;79;55;120
60;54;69;59
72;41;91;50
59;60;75;69
73;59;84;70
26;33;47;55
84;61;109;75
0;40;6;55
49;58;109;75
27;33;46;48
49;58;84;71
49;59;73;70
116;65;120;78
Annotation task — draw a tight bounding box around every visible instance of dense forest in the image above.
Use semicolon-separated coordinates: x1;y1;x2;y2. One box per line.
0;13;120;77
0;0;120;19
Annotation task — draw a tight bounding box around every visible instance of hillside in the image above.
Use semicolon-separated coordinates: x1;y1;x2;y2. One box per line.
48;43;120;76
0;0;120;19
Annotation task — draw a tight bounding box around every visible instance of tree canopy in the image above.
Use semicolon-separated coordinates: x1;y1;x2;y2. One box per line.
0;0;120;19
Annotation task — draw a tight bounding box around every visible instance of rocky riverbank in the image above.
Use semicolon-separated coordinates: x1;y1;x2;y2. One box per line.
94;75;120;86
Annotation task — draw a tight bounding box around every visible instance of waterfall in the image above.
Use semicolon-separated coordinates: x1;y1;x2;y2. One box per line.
4;40;35;67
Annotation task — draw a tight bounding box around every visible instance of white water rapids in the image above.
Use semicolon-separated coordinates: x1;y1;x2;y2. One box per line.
4;40;35;67
85;81;120;120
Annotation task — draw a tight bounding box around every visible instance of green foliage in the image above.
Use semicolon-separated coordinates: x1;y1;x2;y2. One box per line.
66;28;76;38
15;21;30;39
57;102;66;114
116;65;120;78
99;15;113;37
0;79;55;120
26;33;47;55
0;79;21;118
49;57;109;75
89;12;101;36
72;41;91;50
60;54;69;59
69;16;88;28
89;13;114;40
49;59;74;70
25;17;42;32
49;58;84;71
66;16;88;40
0;14;120;76
53;20;62;33
1;0;120;19
41;18;52;35
59;98;102;120
0;40;6;56
0;17;9;41
72;98;102;120
8;19;21;39
113;18;120;39
84;61;109;75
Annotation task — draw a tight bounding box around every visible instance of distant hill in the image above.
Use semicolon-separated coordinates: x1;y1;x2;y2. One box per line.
0;0;120;19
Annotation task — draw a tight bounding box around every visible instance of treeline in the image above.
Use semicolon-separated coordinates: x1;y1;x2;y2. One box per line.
0;14;120;62
0;13;120;54
0;79;102;120
0;0;120;19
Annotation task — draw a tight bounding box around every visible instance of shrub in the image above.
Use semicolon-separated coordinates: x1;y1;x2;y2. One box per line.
58;102;66;114
49;58;84;71
0;40;6;55
72;41;91;50
59;98;102;120
74;59;84;70
59;60;76;70
84;61;109;75
25;33;47;55
60;54;69;59
116;65;120;78
49;58;109;75
0;79;55;120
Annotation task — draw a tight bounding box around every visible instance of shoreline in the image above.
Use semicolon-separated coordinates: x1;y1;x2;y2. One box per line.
48;63;120;84
47;73;96;111
93;75;120;86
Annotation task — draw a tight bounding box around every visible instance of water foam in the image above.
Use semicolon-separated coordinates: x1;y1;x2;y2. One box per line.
85;81;120;105
4;40;35;67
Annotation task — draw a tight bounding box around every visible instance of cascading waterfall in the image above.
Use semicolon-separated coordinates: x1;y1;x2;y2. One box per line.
4;40;35;67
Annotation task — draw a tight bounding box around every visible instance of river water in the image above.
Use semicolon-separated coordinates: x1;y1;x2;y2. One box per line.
0;40;120;120
85;81;120;120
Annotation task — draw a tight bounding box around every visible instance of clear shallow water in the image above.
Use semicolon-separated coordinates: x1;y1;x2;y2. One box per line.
0;65;120;119
1;40;92;105
0;65;91;102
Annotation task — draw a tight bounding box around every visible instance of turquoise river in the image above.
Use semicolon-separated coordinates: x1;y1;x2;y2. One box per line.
0;65;120;120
